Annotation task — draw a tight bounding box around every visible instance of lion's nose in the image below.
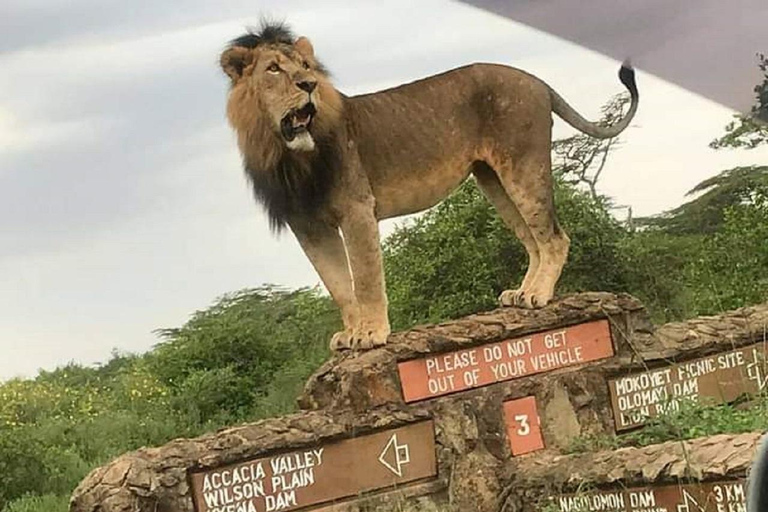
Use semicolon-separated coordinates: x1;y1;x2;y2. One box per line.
296;80;317;93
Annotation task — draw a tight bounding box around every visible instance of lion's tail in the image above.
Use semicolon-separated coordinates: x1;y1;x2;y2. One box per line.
550;62;639;139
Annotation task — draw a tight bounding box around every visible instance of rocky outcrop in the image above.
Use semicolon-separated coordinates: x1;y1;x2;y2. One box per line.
648;301;768;360
300;292;655;412
69;408;443;512
503;432;762;511
300;293;768;448
70;294;768;512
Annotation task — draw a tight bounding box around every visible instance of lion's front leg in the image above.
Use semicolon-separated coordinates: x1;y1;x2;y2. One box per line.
339;202;391;350
289;218;360;351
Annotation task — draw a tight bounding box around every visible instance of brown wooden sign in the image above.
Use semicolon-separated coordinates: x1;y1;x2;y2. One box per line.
609;343;768;431
555;480;746;512
398;319;614;402
503;396;545;456
189;421;436;512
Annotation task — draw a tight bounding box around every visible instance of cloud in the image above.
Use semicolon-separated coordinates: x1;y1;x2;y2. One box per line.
0;0;321;53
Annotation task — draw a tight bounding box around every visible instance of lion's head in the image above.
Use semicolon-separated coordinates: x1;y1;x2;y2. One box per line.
220;23;342;162
220;23;344;231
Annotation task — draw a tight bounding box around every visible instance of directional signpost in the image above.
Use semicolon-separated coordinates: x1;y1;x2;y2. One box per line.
189;421;437;512
556;480;746;512
609;343;768;430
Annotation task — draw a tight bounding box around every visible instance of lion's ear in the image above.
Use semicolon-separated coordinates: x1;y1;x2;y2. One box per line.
294;37;315;58
220;47;254;82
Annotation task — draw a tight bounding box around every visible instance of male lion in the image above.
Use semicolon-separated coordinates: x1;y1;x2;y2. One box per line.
219;22;638;351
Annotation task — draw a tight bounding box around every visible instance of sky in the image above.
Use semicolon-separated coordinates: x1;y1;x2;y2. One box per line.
464;0;768;116
1;0;767;380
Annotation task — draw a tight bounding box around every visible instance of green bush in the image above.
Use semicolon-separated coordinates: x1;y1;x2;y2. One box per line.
616;231;702;322
0;429;50;507
383;178;629;330
685;195;768;313
0;287;338;507
149;286;338;423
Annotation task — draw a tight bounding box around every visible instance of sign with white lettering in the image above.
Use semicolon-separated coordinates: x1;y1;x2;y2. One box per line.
609;343;768;431
503;396;545;456
398;320;614;402
189;421;437;512
556;480;746;512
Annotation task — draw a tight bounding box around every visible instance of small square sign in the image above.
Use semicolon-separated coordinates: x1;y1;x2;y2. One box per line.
503;396;544;456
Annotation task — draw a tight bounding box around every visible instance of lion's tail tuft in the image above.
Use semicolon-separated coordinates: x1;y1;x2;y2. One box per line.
619;61;638;102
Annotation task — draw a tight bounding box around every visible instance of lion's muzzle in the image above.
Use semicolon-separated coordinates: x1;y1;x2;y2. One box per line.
280;102;317;143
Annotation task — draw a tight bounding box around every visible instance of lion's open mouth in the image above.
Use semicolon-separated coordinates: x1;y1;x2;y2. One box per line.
280;103;317;142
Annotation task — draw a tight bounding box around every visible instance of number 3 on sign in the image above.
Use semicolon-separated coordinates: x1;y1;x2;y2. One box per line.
503;397;545;456
514;414;530;436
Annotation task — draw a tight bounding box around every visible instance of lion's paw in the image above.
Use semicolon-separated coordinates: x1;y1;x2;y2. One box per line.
499;289;525;307
350;323;391;350
499;289;551;309
330;330;354;351
330;323;391;351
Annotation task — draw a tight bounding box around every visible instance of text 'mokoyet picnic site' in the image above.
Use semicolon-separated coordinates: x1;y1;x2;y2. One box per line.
610;343;768;430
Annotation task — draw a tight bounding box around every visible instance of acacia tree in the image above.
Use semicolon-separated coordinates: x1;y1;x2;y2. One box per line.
638;54;768;235
552;94;630;199
710;53;768;150
635;165;768;234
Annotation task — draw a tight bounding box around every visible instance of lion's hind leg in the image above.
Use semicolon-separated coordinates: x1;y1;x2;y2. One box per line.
472;162;540;306
484;145;570;309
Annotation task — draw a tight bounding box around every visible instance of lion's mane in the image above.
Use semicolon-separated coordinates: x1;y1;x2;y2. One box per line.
223;22;342;231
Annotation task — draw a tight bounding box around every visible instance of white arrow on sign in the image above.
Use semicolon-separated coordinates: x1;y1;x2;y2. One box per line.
747;349;768;391
378;433;411;477
677;490;705;512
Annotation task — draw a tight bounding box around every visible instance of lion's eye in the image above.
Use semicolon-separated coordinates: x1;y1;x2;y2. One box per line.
302;61;310;70
267;63;280;73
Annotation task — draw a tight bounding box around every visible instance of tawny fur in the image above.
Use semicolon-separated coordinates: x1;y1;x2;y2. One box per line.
220;23;639;351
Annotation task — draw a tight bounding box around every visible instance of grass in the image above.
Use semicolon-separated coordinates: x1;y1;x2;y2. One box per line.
2;495;70;512
567;393;768;454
